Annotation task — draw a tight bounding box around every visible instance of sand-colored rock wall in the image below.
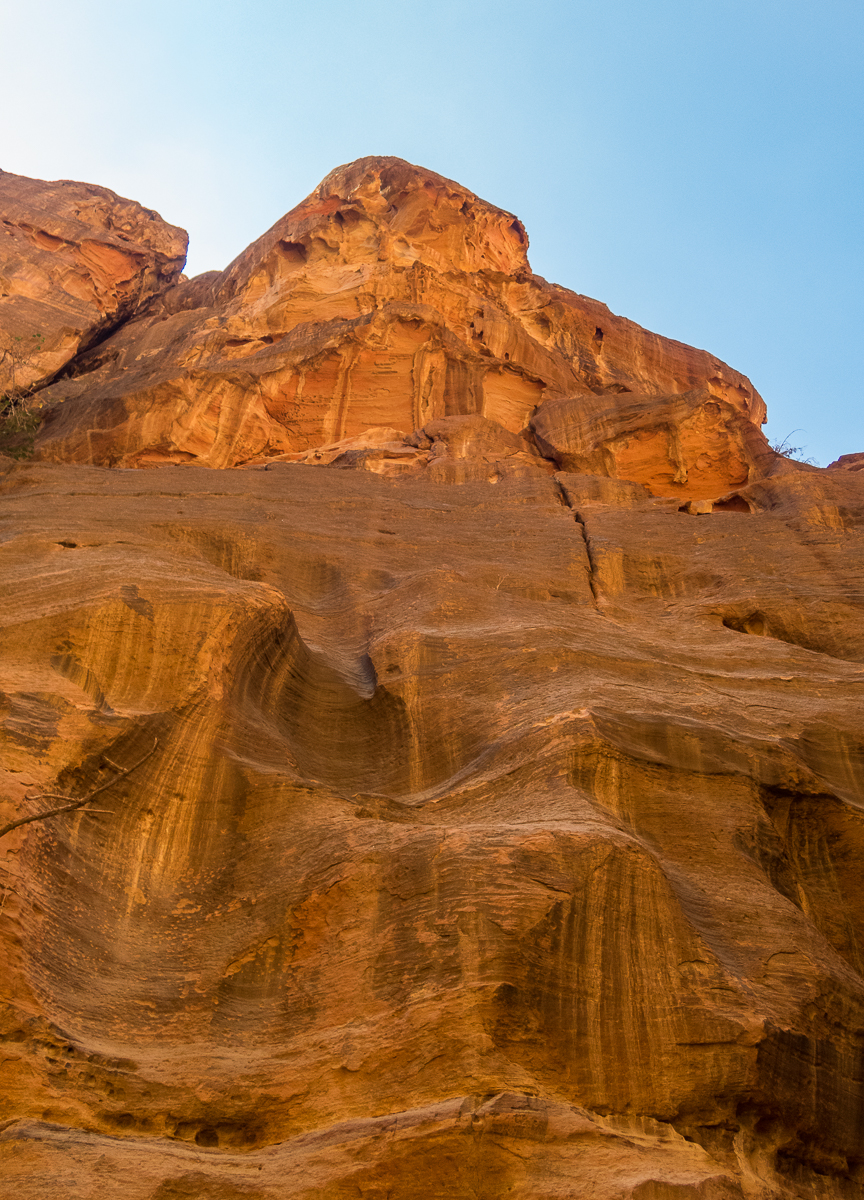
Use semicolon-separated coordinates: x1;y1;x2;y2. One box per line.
0;159;862;1199
1;458;863;1198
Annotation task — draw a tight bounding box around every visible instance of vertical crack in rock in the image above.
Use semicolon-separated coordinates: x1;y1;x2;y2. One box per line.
552;474;599;609
574;516;600;609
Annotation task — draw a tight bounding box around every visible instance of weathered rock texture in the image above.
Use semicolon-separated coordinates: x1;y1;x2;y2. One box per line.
32;157;766;498
1;160;863;1200
0;170;187;394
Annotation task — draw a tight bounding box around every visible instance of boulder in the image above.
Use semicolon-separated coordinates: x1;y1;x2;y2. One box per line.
531;387;777;498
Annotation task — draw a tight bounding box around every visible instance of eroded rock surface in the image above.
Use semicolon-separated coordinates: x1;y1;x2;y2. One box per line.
1;456;863;1199
1;160;863;1199
0;170;187;393
32;157;766;484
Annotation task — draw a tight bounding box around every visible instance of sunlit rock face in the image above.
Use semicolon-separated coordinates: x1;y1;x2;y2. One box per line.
0;170;187;392
33;157;765;494
1;161;863;1200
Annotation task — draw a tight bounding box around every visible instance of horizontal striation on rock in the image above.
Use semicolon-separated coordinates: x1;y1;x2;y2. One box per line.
0;457;862;1198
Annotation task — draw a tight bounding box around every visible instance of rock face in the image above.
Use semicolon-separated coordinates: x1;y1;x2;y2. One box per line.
33;157;765;496
0;170;187;394
1;160;863;1200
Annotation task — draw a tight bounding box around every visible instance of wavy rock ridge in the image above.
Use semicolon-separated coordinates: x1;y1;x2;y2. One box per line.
0;159;863;1200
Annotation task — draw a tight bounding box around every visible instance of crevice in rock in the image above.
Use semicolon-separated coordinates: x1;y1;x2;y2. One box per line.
549;476;599;606
571;518;600;608
713;493;752;513
551;476;572;509
721;611;861;662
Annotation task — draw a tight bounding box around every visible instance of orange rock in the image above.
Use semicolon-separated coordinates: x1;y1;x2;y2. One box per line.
32;158;765;478
2;160;864;1200
828;452;864;472
1;457;863;1197
0;170;187;395
531;387;776;498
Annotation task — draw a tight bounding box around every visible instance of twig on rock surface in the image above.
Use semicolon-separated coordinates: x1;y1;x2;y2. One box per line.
0;738;158;841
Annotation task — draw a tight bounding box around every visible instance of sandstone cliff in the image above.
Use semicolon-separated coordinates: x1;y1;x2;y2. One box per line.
31;157;767;500
0;170;187;393
0;159;862;1200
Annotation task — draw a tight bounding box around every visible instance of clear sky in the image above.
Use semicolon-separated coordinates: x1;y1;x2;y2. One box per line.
3;0;862;465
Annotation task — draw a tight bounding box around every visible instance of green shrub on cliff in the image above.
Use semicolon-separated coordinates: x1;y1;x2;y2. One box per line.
0;332;46;458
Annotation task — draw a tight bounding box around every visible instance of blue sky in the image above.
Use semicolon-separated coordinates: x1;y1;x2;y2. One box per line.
4;0;862;464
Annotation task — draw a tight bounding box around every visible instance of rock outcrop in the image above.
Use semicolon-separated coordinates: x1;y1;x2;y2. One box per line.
32;157;765;494
0;170;187;394
1;159;863;1200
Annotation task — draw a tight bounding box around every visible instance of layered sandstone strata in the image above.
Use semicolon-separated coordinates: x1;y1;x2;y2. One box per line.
0;160;862;1200
1;455;863;1198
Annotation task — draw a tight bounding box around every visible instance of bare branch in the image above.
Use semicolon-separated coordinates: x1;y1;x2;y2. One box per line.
0;738;158;841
